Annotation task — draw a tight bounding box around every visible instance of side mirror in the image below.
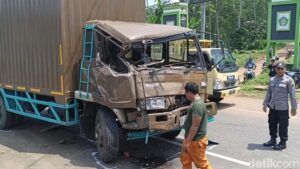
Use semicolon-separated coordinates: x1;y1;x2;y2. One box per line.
210;58;215;66
207;58;214;71
207;63;212;71
220;40;225;58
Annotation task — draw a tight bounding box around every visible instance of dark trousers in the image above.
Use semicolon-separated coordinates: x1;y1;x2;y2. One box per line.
268;108;289;142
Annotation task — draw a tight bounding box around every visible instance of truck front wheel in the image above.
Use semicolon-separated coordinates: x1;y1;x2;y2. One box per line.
95;108;119;163
0;97;14;129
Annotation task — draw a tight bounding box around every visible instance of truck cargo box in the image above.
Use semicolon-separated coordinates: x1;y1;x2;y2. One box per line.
0;0;145;103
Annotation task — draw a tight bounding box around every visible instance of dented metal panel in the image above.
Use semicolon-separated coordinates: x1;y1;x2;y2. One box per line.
140;70;207;98
92;20;192;44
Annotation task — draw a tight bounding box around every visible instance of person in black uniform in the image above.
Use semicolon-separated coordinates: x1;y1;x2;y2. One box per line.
268;57;276;78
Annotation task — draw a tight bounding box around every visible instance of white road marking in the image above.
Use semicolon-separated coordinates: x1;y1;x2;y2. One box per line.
176;135;184;140
91;152;118;169
227;108;260;114
154;137;251;167
208;145;217;150
205;151;251;167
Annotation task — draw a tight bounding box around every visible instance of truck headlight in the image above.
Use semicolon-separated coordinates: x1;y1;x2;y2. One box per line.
214;79;224;90
146;97;166;110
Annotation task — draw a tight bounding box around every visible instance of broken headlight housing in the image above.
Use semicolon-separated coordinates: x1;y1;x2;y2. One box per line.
145;97;166;110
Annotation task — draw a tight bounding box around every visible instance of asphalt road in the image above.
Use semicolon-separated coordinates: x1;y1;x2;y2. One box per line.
0;96;299;169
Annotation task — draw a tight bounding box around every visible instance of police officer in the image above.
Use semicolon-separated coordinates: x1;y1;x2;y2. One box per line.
263;61;297;150
267;57;276;78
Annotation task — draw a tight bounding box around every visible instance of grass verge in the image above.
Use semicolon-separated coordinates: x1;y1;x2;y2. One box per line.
233;50;265;67
238;71;269;99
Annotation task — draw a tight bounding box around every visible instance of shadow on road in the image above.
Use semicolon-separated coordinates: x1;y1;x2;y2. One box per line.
0;118;181;169
247;143;277;151
216;102;236;110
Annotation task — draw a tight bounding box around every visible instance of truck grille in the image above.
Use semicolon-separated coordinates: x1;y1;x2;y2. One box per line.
224;80;236;88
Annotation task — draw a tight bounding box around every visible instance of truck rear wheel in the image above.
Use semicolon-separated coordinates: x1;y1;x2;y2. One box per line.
95;108;119;163
13;114;24;126
0;97;14;129
160;129;181;139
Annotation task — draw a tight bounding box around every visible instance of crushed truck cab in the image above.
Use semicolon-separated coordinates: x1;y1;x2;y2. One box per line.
74;21;217;162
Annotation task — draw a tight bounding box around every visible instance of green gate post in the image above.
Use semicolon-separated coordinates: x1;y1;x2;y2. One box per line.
161;2;188;28
267;0;300;68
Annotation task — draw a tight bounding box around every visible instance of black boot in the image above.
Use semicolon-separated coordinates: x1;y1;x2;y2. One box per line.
274;141;287;150
263;138;277;147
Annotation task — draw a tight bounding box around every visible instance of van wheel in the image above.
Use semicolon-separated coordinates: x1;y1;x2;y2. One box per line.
208;98;222;103
160;130;181;139
95;108;119;163
0;97;14;129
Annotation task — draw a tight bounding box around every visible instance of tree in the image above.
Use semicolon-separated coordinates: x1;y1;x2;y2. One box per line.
188;0;268;50
146;0;269;50
155;0;164;24
146;0;168;24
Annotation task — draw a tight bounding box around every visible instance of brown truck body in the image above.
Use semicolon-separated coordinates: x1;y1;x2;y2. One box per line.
0;0;145;103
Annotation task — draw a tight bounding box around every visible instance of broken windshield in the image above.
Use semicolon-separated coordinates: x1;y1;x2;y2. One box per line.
125;37;206;71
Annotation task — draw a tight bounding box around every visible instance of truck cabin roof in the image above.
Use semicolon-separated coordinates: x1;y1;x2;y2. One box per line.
88;20;195;49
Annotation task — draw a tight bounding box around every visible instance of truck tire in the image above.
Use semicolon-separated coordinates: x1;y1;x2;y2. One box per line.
0;97;14;129
13;114;24;126
95;108;119;163
160;129;181;139
80;103;98;140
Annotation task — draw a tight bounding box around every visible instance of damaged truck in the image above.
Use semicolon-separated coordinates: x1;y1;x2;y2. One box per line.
0;0;216;163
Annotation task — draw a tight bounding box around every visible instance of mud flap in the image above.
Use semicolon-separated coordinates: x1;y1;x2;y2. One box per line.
205;102;217;116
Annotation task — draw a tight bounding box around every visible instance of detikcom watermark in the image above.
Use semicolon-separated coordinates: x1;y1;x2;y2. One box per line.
250;159;300;169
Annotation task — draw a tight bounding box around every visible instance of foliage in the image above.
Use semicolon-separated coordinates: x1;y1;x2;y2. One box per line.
146;0;167;24
188;0;268;50
233;50;265;67
243;71;269;86
239;71;269;98
146;0;269;50
230;20;267;50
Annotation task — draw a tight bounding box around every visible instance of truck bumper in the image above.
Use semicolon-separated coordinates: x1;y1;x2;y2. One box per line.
213;87;240;99
148;106;189;131
148;102;217;131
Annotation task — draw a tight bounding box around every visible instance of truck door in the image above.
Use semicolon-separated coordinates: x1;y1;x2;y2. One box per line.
90;38;136;108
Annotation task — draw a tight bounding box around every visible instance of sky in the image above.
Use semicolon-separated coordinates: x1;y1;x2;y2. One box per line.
147;0;155;6
147;0;179;6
